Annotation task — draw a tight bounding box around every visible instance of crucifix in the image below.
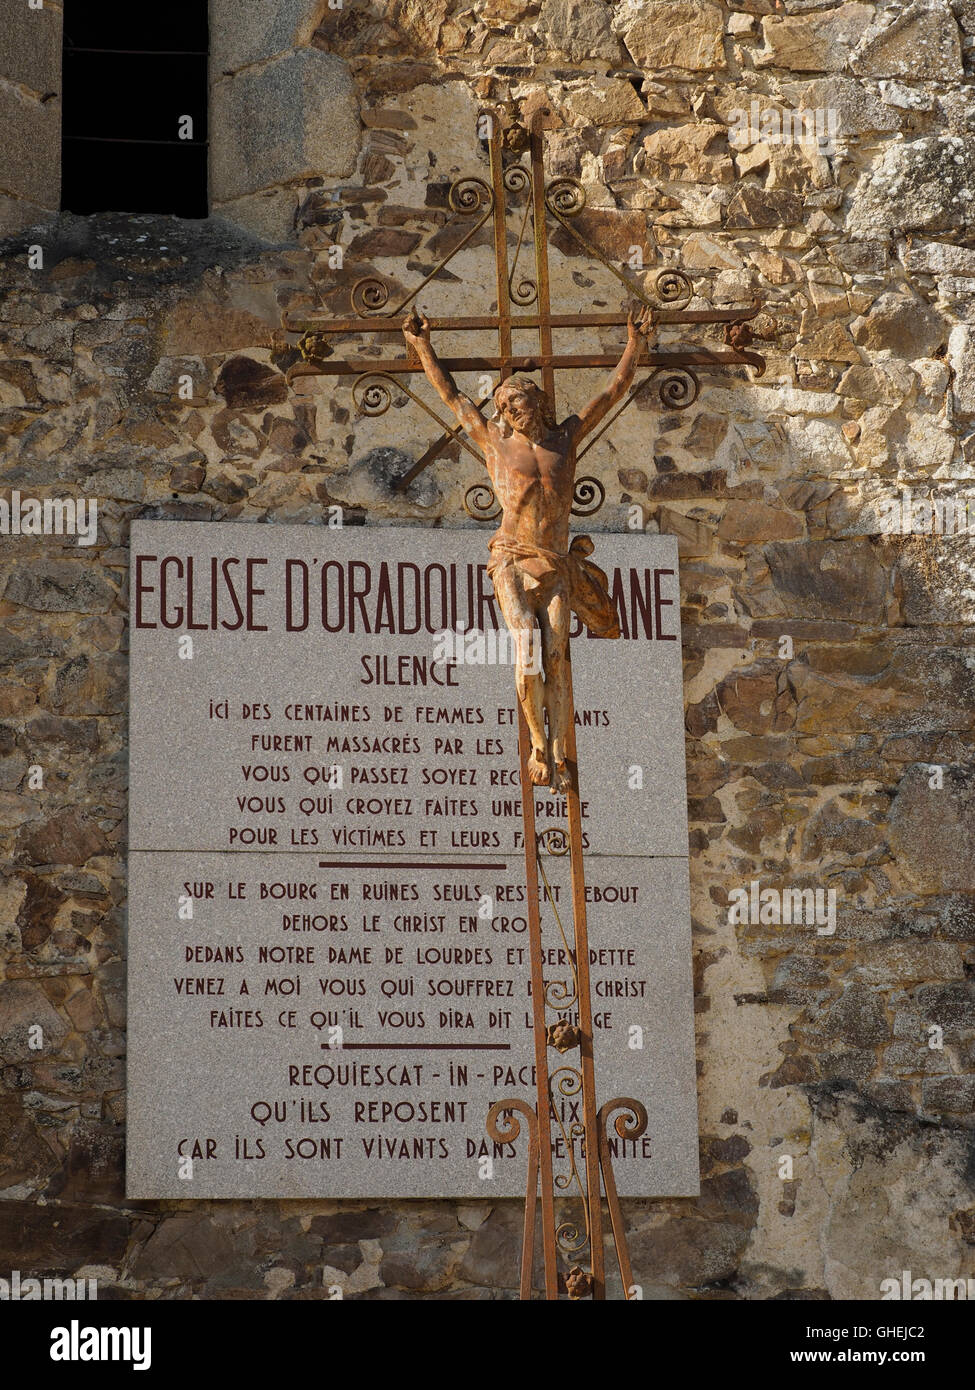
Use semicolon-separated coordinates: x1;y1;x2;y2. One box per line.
402;303;652;794
284;106;766;1300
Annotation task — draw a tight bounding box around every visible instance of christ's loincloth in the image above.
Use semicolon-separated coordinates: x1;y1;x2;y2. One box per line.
487;534;621;640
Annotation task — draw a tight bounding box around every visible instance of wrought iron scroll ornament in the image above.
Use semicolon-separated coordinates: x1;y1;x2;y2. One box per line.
282;108;766;519
351;175;494;321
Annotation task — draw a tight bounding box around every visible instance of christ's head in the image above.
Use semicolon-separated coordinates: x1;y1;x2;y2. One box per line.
493;376;555;441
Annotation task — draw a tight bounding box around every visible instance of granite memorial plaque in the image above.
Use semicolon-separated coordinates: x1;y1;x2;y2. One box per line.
127;521;698;1199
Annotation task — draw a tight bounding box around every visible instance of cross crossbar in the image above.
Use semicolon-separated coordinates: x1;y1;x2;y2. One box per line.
282;106;766;504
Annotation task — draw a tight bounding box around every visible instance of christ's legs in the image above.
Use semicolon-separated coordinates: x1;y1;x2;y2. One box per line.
493;567;549;786
540;587;571;795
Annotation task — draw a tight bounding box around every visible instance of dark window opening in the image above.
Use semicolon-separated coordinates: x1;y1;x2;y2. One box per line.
61;2;209;217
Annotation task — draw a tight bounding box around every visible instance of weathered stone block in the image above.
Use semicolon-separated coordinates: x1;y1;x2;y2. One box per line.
158;299;277;356
550;206;649;261
48;1121;125;1204
210;50;359;202
922;1076;975;1113
567;77;646;126
695;1168;759;1222
889;765;975;893
623;1;726;70
682;233;742;270
309;1210;398;1242
795;647;974;736
914;983;975;1031
146;355;208;397
717;500;802;545
772;955;830;990
0;84;60;207
26;714;100;753
132;1213;238;1281
851;291;948;359
758;3;874;70
849;135;975;239
0;0;62;94
82;468;147;503
658;508;713;558
170;462;207;493
762;539;887;623
854;941;963;985
779;76;901;138
211;188;301;244
215;356;288;409
0;980;68;1062
458;1205;544;1288
0;1201;129;1270
380;1239;460;1291
880;79;936;113
482;0;540;19
851;0;963;79
725;185;802;229
836;362;917;404
626;1217;750;1286
794;319;860;365
537;0;624;62
0;1098;60;1188
3;562;117;614
50;652;128;716
826;983;890;1045
388;0;455;51
906;240;975;276
15;808;111;867
210;0;328;74
637;124;734;184
933;895;975;940
801;797;880;861
948;326;975;413
347;226;422;258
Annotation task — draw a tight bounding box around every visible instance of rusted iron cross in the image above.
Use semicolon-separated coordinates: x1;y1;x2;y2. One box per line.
281;106;767;1300
282;106;766;515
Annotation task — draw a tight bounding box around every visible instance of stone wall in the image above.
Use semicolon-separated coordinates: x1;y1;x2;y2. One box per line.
0;0;973;1299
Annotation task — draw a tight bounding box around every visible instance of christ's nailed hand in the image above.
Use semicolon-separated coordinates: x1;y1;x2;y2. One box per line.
627;303;656;340
403;309;431;347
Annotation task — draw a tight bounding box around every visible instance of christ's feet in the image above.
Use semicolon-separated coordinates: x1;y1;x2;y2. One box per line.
550;759;571;795
549;737;571;795
527;748;551;786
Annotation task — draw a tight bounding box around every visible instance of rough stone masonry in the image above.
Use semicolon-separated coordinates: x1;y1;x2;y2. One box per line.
0;0;973;1299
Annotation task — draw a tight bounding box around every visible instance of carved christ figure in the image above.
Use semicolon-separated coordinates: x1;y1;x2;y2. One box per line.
403;307;653;794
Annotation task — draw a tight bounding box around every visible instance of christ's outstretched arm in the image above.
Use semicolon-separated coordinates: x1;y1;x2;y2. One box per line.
569;305;655;444
403;310;491;450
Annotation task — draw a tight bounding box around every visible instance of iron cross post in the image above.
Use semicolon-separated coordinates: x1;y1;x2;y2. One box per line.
284;107;766;1300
